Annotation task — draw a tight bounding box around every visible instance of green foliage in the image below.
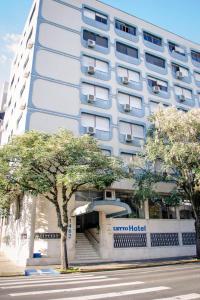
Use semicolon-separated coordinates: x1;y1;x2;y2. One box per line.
133;107;200;217
0;130;125;216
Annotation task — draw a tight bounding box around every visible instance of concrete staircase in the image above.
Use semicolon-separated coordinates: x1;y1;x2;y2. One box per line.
75;232;101;263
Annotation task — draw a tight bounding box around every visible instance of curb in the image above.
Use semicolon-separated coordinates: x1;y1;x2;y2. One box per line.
0;259;199;277
78;259;200;273
0;272;24;277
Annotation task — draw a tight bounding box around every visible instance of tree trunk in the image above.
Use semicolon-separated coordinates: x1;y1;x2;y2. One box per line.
195;218;200;259
60;230;68;269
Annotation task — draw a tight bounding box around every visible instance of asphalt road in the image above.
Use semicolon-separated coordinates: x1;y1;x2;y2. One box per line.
0;263;200;300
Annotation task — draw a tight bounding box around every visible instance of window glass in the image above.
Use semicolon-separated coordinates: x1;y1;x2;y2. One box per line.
191;50;200;62
115;20;136;36
118;93;142;109
84;8;95;19
83;55;95;67
115;191;145;218
149;199;176;219
175;86;192;98
95;86;108;100
83;30;108;48
145;53;165;68
95;60;108;72
133;124;144;138
82;113;95;127
96;35;108;48
148;76;168;92
143;31;162;46
194;72;200;81
82;83;94;95
172;63;188;77
169;42;185;56
96;116;109;131
128;70;140;82
116;42;138;58
119;121;131;134
84;8;107;24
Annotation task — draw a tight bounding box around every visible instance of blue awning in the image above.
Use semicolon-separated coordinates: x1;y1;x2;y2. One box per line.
71;200;131;218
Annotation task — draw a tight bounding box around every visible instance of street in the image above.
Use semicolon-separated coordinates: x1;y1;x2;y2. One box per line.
0;263;200;300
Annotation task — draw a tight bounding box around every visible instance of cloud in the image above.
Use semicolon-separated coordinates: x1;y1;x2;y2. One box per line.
3;33;21;54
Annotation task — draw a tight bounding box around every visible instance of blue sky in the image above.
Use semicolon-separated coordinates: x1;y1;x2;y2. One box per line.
0;0;200;93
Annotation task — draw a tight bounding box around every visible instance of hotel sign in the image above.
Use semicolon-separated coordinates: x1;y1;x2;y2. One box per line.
113;225;146;232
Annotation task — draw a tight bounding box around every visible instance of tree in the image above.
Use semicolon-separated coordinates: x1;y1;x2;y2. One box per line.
134;108;200;257
0;130;125;269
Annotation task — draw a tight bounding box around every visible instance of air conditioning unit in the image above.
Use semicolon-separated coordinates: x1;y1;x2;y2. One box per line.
87;94;95;103
24;72;30;78
123;104;131;112
152;85;160;94
26;41;34;49
87;39;95;48
179;94;186;102
121;76;129;85
176;71;184;79
19;103;26;110
86;126;95;135
87;66;95;75
125;134;133;142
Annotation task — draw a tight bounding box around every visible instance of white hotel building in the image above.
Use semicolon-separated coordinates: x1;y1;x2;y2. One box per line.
0;0;200;266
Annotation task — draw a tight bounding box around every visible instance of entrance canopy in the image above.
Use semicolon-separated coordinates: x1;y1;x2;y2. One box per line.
71;200;131;218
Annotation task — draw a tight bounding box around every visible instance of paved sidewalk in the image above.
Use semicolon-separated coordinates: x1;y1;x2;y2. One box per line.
0;251;199;276
0;252;25;276
77;257;199;272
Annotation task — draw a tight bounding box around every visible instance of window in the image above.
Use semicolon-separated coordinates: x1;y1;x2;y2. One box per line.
148;76;168;92
179;201;194;219
83;30;108;48
23;56;29;69
29;3;36;25
76;190;104;202
115;191;145;218
119;121;144;139
26;28;33;47
20;84;26;97
115;20;136;36
175;86;192;99
191;50;200;63
194;72;200;81
150;101;162;114
171;63;189;77
82;113;110;132
149;198;176;219
82;83;109;101
117;67;140;83
82;55;108;73
118;92;142;110
145;53;165;68
84;7;107;24
168;42;185;56
116;42;138;58
143;31;162;46
10;75;15;88
17;113;23;128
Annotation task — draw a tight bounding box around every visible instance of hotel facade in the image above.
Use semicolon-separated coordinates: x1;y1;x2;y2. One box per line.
0;0;199;266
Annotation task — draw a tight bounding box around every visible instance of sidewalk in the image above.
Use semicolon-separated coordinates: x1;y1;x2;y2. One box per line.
0;251;199;277
76;257;200;273
0;252;25;277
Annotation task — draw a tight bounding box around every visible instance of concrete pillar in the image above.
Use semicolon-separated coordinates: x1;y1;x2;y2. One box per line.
28;196;37;259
